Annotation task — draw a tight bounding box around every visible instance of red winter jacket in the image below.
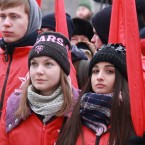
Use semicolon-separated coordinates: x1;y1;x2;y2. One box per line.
0;46;32;114
76;126;109;145
0;110;65;145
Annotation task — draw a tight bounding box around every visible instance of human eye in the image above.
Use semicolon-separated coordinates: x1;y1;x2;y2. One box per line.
106;68;115;74
45;62;53;67
11;14;19;20
0;14;6;20
92;68;99;74
71;38;77;41
82;38;88;41
30;61;37;67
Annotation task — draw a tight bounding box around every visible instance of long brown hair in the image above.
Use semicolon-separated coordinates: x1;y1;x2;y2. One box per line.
16;69;72;119
57;69;135;145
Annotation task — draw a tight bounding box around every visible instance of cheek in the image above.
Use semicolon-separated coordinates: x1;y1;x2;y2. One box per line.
109;76;115;89
17;17;28;33
29;69;35;79
96;38;103;48
71;39;77;45
0;24;2;30
83;9;90;15
20;22;28;34
91;75;95;86
50;67;61;77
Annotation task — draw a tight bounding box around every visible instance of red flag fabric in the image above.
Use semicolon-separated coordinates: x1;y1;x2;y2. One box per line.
55;0;78;89
36;0;42;7
109;0;145;136
141;39;145;56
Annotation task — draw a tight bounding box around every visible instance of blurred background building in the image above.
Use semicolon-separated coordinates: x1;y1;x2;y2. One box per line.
41;0;109;17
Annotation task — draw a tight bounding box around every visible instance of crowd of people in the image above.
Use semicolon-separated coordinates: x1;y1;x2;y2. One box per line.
0;0;145;145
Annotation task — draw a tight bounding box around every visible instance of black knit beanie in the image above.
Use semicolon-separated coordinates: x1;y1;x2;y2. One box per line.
28;32;70;75
89;43;127;78
41;13;74;39
92;6;112;44
72;18;94;41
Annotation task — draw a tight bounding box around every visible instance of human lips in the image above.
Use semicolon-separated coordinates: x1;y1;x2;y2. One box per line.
35;79;46;83
95;84;105;88
2;31;13;36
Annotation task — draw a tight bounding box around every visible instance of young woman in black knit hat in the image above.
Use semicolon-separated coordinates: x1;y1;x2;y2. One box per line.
0;32;76;145
56;43;136;145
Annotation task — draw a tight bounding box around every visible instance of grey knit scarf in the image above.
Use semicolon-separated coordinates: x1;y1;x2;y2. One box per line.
27;85;64;123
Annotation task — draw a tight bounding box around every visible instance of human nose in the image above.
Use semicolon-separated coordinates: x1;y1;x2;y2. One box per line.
77;39;81;43
36;65;44;75
3;17;12;27
96;71;104;81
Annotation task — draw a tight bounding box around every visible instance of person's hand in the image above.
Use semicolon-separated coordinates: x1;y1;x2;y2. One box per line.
129;133;145;145
82;41;96;55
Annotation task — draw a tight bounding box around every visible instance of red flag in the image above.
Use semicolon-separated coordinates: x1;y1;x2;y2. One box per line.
55;0;78;89
36;0;42;7
109;0;145;136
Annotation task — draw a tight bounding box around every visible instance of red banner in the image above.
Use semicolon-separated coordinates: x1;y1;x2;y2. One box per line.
109;0;145;136
55;0;78;89
36;0;42;7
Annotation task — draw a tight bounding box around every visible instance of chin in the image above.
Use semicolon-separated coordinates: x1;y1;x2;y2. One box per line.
4;38;17;43
34;85;44;91
95;90;107;94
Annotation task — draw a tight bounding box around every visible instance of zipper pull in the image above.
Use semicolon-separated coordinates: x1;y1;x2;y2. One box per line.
43;122;46;130
5;53;8;62
4;45;8;62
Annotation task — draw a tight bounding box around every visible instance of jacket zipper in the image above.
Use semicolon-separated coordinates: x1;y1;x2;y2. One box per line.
0;54;13;117
41;123;46;145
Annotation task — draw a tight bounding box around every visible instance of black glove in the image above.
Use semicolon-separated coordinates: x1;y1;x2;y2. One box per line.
129;133;145;145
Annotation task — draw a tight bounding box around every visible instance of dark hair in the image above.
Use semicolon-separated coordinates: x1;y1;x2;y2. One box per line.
109;69;135;145
56;69;135;145
56;78;91;145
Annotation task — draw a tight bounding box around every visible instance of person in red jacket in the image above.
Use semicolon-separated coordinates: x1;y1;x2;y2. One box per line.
0;0;42;117
0;31;74;145
56;43;136;145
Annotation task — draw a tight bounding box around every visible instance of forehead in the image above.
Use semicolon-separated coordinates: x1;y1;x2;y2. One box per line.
93;62;114;67
0;4;26;15
77;6;90;11
31;56;54;62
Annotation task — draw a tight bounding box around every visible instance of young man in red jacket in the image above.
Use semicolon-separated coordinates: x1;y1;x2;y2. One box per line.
0;0;42;117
